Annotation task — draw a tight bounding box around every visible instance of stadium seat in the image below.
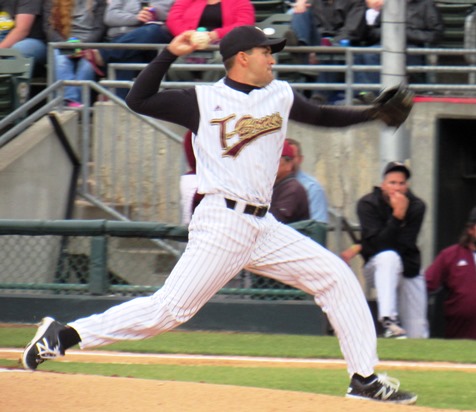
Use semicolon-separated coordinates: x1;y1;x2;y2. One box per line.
256;13;292;38
429;1;476;84
251;0;288;22
434;1;476;48
464;8;476;61
0;49;34;120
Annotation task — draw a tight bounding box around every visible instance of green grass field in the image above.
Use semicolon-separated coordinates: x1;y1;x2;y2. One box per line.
1;327;475;410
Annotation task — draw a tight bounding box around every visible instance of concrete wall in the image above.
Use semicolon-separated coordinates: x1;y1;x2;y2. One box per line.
0;111;80;283
0;110;79;219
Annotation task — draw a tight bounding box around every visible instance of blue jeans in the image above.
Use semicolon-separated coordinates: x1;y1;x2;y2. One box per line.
290;11;346;102
355;43;426;87
354;46;381;86
54;50;96;103
12;38;47;73
290;10;321;46
100;24;173;99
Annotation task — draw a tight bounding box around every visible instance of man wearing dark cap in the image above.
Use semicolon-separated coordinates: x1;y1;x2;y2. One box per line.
425;206;476;339
22;26;417;404
352;161;428;339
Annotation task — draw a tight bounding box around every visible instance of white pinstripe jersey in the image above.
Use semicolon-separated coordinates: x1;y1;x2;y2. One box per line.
194;79;294;205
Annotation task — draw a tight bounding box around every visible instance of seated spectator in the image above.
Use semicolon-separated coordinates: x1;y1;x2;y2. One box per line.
165;0;255;82
80;0;175;99
166;0;254;42
269;139;310;223
354;0;444;99
0;0;47;75
341;162;428;339
425;207;476;339
43;0;107;107
82;0;255;94
289;0;365;48
286;137;328;224
287;0;366;103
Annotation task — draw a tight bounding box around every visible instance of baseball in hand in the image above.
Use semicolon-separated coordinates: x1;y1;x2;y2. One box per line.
190;30;210;50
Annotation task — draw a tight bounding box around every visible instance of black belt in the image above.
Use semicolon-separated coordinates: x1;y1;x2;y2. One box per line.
225;198;268;218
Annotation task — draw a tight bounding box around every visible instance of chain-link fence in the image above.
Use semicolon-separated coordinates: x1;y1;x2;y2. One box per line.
0;234;179;295
0;219;327;301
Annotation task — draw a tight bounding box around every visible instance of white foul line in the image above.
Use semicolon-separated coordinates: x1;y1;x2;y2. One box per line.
1;348;475;371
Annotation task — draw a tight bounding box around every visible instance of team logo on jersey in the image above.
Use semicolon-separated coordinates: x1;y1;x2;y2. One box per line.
211;112;283;157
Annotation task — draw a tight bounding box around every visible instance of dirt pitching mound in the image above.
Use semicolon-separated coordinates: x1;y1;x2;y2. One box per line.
2;371;460;412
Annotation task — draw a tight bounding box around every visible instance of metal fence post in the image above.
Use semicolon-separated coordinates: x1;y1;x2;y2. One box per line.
89;236;108;295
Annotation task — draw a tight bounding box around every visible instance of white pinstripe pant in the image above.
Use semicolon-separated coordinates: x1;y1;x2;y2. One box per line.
70;194;378;377
364;251;429;338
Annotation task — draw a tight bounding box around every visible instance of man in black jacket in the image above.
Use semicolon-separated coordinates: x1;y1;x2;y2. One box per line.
356;162;428;338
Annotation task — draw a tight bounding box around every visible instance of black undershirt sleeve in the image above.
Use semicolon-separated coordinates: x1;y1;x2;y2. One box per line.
125;49;200;133
289;90;376;127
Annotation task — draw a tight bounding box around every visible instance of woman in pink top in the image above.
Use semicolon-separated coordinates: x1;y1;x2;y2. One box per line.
165;0;255;81
81;0;255;90
166;0;255;44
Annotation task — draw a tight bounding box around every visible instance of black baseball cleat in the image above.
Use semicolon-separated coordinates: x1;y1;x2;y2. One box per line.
346;374;417;405
22;317;66;370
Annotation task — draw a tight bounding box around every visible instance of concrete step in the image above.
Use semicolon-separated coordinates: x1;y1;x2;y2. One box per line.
73;199;133;220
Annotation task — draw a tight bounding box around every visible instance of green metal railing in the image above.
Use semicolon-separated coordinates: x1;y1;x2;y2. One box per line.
0;219;327;300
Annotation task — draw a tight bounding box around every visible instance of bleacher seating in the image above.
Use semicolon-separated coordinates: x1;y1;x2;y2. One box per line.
435;0;476;48
251;0;288;22
464;7;476;65
427;1;476;84
256;13;292;37
0;49;33;121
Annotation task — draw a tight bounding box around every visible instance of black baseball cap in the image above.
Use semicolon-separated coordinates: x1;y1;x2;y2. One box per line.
383;161;411;179
219;25;286;62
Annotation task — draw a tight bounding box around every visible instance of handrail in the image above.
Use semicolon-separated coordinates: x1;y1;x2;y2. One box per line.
0;219;189;240
2;41;475;260
44;42;476;98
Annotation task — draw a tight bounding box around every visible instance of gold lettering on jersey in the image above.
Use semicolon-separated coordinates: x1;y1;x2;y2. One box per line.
211;112;283;157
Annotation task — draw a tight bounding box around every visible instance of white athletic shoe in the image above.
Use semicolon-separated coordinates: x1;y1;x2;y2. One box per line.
382;317;407;339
